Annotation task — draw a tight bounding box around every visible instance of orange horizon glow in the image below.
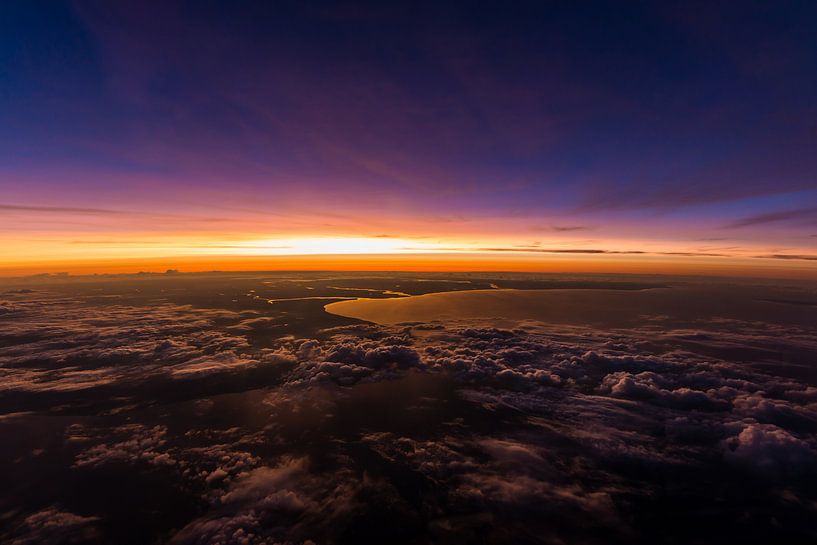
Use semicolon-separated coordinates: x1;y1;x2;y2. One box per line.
3;202;816;280
3;1;816;285
4;249;817;281
3;218;817;280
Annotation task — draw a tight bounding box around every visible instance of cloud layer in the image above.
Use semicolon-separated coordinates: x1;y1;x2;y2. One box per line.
2;276;817;544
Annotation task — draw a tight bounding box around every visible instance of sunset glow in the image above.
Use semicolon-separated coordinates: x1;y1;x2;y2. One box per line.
3;3;817;544
1;1;816;279
4;230;817;278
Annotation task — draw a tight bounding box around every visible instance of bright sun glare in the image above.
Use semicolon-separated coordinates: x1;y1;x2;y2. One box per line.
227;237;444;255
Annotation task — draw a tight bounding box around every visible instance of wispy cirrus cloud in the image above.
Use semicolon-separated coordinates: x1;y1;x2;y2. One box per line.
757;254;817;261
534;225;593;232
0;202;235;222
400;246;740;258
0;204;120;215
725;206;817;229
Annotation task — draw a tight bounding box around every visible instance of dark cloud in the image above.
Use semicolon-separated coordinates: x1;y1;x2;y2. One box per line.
725;206;817;229
0;204;235;227
657;251;728;257
539;225;593;232
756;253;817;261
0;292;297;415
0;203;119;215
409;246;740;258
479;247;610;254
3;274;817;544
73;424;176;469
409;246;650;255
5;508;101;545
724;423;817;473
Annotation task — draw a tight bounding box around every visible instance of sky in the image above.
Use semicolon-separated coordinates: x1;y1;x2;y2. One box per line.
1;0;816;276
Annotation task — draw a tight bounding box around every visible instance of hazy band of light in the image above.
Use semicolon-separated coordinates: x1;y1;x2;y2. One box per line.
2;235;817;279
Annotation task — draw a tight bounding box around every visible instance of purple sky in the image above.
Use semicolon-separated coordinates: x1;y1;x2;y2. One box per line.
1;1;816;271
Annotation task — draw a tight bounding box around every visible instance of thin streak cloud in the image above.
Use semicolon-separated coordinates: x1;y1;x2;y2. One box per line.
756;254;817;261
725;207;817;229
0;204;119;215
